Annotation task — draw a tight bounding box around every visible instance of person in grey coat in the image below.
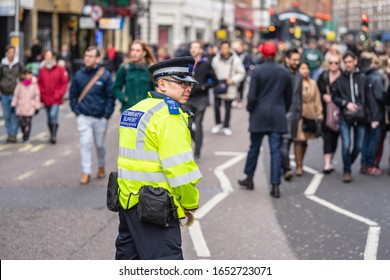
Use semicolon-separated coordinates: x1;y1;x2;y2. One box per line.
238;42;292;198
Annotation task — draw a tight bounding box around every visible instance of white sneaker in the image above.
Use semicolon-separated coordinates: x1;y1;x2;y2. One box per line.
223;128;232;136
211;124;223;134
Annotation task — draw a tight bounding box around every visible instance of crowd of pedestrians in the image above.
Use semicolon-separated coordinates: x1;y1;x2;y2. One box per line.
1;36;390;190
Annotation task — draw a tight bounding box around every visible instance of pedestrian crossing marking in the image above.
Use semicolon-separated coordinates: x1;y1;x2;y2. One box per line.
62;149;73;156
43;159;57;166
30;144;45;153
16;170;34;181
18;144;33;152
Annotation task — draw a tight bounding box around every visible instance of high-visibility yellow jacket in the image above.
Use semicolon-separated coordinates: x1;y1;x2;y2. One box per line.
117;91;201;219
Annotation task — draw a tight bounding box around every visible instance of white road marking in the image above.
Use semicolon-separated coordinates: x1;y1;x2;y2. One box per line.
188;221;211;258
42;159;57;167
0;119;4;126
16;170;34;181
18;144;33;152
30;144;45;153
62;149;73;156
302;165;381;259
188;151;246;258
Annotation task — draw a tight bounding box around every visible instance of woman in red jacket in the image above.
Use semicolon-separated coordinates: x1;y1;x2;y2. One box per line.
38;50;69;144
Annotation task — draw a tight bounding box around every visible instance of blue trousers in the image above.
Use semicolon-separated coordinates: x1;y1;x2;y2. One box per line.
45;104;60;124
115;207;183;260
361;124;381;167
244;131;282;185
1;94;19;136
339;117;365;173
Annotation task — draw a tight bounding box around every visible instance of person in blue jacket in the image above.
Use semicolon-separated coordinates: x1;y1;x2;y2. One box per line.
69;46;115;185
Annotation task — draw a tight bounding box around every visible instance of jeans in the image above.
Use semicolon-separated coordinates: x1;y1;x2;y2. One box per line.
244;131;282;185
310;67;320;81
1;94;19;136
214;97;233;128
77;114;108;174
361;124;381;167
339;116;366;173
45;104;60;124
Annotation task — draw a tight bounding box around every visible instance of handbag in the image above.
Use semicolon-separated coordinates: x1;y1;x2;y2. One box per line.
325;85;340;132
214;79;228;94
343;105;365;124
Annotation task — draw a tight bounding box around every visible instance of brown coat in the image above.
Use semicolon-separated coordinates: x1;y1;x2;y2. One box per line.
295;79;323;141
11;78;41;117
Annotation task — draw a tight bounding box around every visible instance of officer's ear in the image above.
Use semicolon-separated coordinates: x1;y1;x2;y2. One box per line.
157;78;167;92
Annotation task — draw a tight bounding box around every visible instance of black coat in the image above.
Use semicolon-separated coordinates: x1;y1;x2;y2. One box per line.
187;56;218;108
247;59;292;133
333;70;380;122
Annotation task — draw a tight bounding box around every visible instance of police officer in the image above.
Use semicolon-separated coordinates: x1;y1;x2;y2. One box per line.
115;57;202;260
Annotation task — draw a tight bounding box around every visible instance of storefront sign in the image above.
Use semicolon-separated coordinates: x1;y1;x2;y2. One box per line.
79;17;96;29
98;18;124;30
0;0;15;16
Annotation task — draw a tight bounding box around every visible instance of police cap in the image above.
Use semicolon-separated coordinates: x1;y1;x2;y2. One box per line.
148;56;198;83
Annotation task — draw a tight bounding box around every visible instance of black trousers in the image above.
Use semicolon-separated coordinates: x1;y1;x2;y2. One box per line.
281;137;292;172
115;207;183;260
214;97;233;128
322;126;339;154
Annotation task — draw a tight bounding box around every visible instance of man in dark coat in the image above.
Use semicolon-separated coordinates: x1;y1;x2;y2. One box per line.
238;41;292;198
185;40;218;159
282;48;302;181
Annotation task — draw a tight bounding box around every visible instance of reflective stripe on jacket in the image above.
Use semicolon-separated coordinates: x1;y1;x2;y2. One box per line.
117;91;201;218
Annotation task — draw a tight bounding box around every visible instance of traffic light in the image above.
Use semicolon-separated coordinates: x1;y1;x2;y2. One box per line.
361;13;369;32
289;17;296;34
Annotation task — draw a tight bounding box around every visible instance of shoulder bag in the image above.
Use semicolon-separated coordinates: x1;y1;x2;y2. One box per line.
78;67;105;103
342;79;366;124
325;83;340;132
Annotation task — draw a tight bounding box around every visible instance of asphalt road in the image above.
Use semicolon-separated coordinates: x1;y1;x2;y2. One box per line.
1;96;389;260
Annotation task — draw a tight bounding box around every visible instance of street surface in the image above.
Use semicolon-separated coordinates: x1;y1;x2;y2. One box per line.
0;95;389;260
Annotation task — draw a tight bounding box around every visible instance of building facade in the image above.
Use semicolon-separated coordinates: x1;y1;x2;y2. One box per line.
333;0;390;39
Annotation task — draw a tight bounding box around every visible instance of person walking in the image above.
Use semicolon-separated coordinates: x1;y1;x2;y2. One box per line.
238;41;292;198
113;40;155;113
0;45;22;143
317;53;342;173
186;40;218;159
360;53;387;176
115;57;202;260
303;39;323;81
211;41;246;136
233;41;253;108
281;48;302;180
37;50;69;144
374;55;390;175
11;68;41;143
69;46;115;185
333;51;380;183
293;61;323;176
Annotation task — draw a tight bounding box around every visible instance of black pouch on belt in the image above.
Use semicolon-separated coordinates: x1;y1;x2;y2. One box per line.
137;186;174;227
106;171;120;212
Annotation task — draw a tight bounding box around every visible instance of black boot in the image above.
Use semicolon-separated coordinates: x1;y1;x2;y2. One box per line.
47;123;53;142
270;184;280;198
238;176;254;190
50;124;58;144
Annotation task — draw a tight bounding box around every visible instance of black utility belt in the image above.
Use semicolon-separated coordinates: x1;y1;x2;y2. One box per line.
106;172;178;227
137;185;178;227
